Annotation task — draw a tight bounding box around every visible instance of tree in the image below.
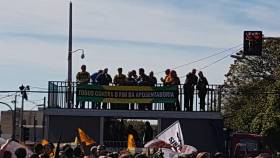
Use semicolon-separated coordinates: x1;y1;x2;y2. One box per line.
223;39;280;151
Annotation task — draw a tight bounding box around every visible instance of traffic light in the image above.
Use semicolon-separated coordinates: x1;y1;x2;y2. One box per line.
243;31;263;56
19;85;29;100
23;127;30;141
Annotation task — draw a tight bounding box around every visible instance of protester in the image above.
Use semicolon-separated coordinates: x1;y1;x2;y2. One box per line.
126;71;137;110
137;68;151;110
131;70;138;82
149;71;157;86
165;70;180;111
29;154;39;158
126;71;137;86
184;69;198;111
15;147;27;158
76;65;90;109
96;68;112;86
137;68;150;86
127;125;140;143
160;69;171;86
73;146;83;158
43;143;54;157
34;143;44;155
113;67;127;86
64;146;74;158
197;71;208;111
90;69;103;109
96;68;112;109
214;152;224;158
184;73;193;111
196;152;210;158
113;67;127;110
90;70;103;84
143;121;153;144
90;146;98;158
2;150;12;158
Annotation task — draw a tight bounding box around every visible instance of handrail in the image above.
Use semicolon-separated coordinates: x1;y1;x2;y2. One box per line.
47;81;222;112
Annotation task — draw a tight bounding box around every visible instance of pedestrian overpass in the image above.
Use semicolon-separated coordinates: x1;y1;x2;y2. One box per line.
44;81;225;153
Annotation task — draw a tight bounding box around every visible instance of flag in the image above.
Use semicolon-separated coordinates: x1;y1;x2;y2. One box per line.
77;128;95;146
145;121;184;152
180;145;197;155
161;148;177;158
144;139;172;149
72;136;79;146
127;134;136;150
40;139;49;145
127;134;136;155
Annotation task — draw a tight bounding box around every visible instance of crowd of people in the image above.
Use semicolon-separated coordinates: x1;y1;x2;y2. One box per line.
75;65;209;111
0;140;226;158
0;138;276;158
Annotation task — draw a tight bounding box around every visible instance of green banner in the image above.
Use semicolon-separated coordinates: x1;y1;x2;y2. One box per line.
76;84;177;103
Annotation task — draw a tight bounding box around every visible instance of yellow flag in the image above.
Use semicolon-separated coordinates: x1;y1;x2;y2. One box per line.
71;136;79;146
74;136;79;145
40;139;49;145
127;134;136;150
78;128;95;146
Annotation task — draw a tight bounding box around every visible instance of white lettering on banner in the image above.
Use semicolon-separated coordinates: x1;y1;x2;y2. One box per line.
156;121;184;152
78;90;175;98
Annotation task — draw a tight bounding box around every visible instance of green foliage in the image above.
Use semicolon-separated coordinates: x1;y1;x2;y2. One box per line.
223;39;280;151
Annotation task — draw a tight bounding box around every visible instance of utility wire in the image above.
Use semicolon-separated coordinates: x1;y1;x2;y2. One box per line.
0;92;17;100
198;48;242;70
30;86;48;90
156;43;242;74
178;48;241;79
0;85;47;99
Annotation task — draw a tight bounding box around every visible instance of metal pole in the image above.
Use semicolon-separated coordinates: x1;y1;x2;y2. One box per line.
42;97;46;138
12;95;17;140
67;1;73;108
20;96;24;141
33;115;36;143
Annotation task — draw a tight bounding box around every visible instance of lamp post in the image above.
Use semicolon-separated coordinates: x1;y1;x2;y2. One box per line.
0;101;16;140
67;1;85;108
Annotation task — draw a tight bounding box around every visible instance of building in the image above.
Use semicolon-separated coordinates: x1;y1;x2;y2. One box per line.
0;109;43;141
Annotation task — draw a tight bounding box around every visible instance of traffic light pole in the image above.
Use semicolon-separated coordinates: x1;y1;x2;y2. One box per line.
13;95;17;140
33;115;36;143
20;95;24;141
42;97;46;138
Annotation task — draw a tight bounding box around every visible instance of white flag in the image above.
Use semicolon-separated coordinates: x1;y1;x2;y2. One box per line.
181;144;197;155
156;121;184;152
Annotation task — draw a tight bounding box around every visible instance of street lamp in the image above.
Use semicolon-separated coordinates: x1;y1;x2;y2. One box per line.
73;49;85;59
66;2;86;108
67;48;85;108
0;101;16;140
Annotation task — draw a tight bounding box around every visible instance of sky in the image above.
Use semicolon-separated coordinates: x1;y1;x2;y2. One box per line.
0;0;279;110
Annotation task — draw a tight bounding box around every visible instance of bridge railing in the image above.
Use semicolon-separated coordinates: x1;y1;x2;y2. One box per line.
48;81;222;112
